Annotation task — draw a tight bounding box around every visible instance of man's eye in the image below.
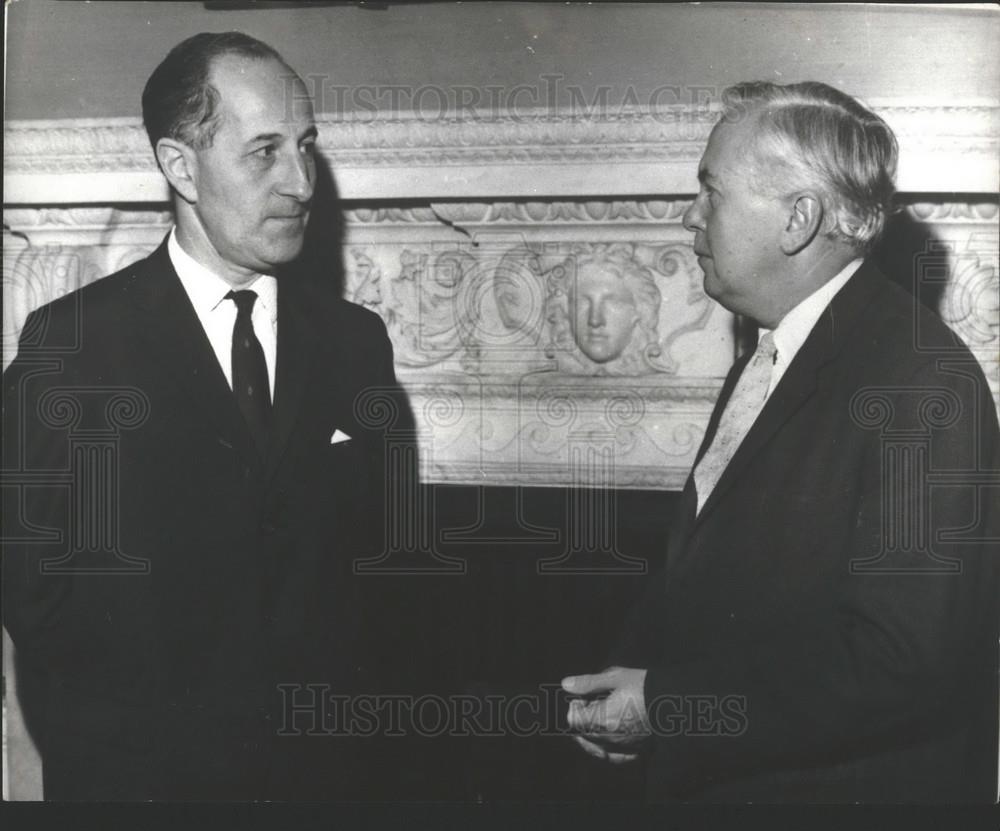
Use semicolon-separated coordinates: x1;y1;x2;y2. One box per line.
253;145;277;159
300;141;316;157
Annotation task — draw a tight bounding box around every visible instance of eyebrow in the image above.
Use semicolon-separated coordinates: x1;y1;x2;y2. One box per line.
246;125;318;146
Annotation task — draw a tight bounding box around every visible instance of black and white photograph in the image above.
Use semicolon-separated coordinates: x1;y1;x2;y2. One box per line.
2;0;998;814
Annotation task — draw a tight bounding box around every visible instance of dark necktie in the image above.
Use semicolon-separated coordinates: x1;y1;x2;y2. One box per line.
226;289;272;452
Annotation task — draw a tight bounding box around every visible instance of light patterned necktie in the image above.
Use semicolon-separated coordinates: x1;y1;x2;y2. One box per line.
693;332;777;514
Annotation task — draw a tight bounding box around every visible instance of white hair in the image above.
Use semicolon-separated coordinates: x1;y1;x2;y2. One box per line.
721;81;898;252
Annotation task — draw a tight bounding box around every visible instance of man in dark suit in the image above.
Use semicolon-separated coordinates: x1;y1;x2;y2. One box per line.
3;32;401;800
561;81;1000;802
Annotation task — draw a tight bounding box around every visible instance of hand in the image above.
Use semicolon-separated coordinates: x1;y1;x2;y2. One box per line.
561;666;650;763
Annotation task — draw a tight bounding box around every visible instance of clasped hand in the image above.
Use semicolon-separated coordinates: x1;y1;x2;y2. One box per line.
560;666;650;764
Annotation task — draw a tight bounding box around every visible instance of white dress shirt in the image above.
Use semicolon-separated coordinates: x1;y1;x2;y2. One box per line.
167;229;278;400
762;258;863;399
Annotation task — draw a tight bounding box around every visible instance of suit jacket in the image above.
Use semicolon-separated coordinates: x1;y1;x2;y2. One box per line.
611;261;1000;803
2;239;406;799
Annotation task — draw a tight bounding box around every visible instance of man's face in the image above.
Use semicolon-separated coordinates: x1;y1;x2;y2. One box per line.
570;264;640;363
682;117;788;324
185;55;317;282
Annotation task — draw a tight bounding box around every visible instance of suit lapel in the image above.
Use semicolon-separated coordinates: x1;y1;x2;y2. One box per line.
693;262;885;526
127;239;257;456
666;475;699;573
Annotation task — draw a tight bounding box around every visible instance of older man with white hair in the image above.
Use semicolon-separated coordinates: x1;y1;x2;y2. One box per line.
563;81;1000;803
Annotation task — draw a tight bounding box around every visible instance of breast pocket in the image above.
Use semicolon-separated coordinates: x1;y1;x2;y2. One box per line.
314;409;384;504
325;438;361;466
324;433;372;487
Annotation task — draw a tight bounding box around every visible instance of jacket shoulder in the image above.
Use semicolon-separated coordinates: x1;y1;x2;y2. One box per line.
296;278;389;341
29;248;160;316
12;251;160;353
847;266;973;373
332;297;389;338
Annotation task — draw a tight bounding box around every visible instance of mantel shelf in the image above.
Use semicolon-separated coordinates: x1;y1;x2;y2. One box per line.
5;102;998;204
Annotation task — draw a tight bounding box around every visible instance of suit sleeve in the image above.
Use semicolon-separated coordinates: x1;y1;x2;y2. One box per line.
359;312;412;541
641;358;1000;794
2;306;107;677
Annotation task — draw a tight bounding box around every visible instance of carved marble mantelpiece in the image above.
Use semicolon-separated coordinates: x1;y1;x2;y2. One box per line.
4;108;998;488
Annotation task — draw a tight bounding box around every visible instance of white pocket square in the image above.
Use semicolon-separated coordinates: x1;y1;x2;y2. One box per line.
329;429;353;445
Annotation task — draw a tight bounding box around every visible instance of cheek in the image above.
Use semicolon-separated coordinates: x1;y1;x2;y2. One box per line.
203;182;249;226
704;214;723;245
199;200;239;247
706;224;739;267
608;305;636;329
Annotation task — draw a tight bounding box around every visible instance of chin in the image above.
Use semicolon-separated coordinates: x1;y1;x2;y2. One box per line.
702;273;722;302
583;348;616;364
264;240;306;267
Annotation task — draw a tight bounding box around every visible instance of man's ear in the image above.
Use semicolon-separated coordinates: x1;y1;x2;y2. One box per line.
780;192;823;255
155;138;199;204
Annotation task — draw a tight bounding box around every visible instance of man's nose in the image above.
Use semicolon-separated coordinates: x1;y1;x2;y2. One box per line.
682;195;704;233
278;151;315;202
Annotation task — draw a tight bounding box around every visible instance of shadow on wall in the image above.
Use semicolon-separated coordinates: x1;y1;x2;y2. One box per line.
873;203;948;314
297;150;347;297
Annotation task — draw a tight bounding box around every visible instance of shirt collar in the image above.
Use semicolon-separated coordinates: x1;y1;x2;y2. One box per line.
763;258;863;363
167;228;278;323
